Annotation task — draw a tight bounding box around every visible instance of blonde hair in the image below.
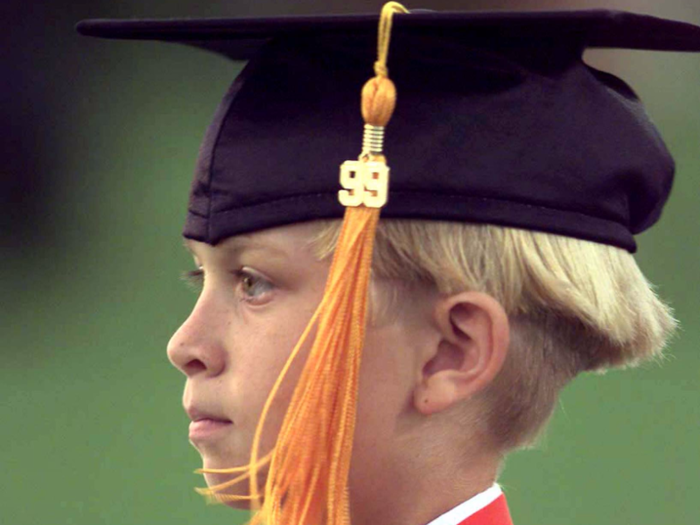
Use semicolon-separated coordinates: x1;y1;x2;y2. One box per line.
311;219;676;450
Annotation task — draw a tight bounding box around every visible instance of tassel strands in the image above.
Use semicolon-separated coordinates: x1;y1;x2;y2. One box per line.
196;3;409;525
255;206;380;525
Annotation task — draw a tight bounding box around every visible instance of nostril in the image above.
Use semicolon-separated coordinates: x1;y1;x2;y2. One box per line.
184;359;207;375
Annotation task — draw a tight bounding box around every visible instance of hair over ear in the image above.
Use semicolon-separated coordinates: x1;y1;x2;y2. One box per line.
311;219;676;450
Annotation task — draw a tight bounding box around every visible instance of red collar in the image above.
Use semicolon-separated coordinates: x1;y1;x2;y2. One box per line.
458;494;513;525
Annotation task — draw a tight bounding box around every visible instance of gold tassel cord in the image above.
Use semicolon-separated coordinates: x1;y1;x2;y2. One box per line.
375;2;409;77
196;3;409;524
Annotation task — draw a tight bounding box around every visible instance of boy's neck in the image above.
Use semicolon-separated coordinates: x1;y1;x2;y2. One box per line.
350;449;500;525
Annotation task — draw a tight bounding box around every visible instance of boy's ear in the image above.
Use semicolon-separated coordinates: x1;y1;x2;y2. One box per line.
414;292;510;416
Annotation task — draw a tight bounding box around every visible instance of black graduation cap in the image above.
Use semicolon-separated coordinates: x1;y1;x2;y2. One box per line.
77;10;700;252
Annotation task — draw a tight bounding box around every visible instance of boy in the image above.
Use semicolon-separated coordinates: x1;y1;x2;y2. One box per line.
78;5;700;525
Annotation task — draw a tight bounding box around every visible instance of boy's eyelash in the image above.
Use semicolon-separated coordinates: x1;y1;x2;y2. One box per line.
184;269;204;279
181;269;204;290
180;268;262;287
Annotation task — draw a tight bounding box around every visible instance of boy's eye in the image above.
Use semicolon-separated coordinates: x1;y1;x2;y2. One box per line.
180;267;274;304
236;268;274;303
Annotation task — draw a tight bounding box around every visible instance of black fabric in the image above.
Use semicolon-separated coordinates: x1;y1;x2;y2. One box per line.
77;10;700;251
76;10;700;57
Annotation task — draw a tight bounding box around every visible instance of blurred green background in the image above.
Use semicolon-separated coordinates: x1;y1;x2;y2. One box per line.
1;1;698;524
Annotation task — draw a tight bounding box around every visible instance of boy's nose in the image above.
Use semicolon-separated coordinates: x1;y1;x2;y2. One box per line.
167;294;227;378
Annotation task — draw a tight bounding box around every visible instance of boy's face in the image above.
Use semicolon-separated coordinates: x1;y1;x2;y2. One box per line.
167;222;435;505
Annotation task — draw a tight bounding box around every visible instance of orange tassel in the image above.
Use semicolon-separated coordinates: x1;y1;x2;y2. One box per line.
196;3;409;524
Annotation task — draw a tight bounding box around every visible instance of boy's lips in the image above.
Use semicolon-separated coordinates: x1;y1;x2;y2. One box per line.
186;406;233;441
185;405;231;423
189;418;233;441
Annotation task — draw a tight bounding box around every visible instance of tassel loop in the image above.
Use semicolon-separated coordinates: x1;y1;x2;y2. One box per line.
374;2;410;78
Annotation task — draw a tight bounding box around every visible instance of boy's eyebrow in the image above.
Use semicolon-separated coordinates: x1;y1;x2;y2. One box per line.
181;237;289;258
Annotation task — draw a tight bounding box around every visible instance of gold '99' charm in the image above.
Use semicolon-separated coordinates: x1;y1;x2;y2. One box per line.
338;160;390;208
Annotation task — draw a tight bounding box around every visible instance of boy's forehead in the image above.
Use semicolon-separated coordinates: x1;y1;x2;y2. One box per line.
78;11;700;252
182;222;323;258
183;236;263;258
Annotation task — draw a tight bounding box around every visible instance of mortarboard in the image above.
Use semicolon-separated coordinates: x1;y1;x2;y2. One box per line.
78;8;700;252
78;5;700;525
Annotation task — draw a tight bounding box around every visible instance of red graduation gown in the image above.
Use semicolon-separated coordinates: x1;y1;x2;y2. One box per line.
457;494;513;525
428;485;513;525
